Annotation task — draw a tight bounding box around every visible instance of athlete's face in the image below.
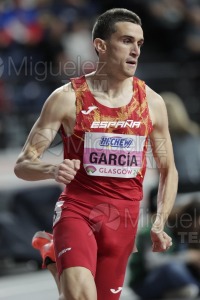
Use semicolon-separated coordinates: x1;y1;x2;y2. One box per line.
103;22;144;78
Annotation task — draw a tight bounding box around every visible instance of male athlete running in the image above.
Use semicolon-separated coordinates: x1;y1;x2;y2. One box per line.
14;8;178;300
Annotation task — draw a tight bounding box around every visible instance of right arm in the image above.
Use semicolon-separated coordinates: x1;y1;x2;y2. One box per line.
14;84;80;184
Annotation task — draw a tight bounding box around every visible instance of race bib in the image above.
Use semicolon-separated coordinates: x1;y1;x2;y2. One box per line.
83;132;146;178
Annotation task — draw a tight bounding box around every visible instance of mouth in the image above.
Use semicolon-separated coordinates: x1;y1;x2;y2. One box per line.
126;60;137;67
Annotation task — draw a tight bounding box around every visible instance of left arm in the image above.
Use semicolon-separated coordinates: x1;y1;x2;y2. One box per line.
147;86;178;252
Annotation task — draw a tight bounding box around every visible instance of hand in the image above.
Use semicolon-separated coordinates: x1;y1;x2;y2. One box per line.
54;159;80;184
151;228;173;252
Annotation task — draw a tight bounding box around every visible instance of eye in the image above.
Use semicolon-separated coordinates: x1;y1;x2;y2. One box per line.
138;42;144;48
123;38;131;44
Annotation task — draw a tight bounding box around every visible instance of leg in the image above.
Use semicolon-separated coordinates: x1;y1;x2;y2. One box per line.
47;263;62;295
94;201;140;300
53;217;98;300
32;231;63;296
95;249;128;300
60;267;97;300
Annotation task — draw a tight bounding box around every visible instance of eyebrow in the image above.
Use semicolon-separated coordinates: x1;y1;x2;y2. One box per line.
122;35;144;43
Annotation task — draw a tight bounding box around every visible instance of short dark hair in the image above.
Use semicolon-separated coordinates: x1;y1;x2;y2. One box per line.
92;8;142;41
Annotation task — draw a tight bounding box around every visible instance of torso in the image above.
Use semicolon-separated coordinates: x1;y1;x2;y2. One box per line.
60;74;156;137
59;74;153;201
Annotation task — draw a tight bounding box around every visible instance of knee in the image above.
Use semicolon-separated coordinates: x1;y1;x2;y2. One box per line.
60;267;97;300
63;287;92;300
62;282;82;300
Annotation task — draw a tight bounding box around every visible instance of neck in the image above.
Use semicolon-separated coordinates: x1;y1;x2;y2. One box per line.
91;68;133;99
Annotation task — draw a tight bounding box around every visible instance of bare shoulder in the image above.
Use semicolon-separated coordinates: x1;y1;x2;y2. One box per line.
43;82;75;118
146;85;168;128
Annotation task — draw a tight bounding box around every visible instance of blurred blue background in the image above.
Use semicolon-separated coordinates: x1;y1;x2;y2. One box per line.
0;0;200;150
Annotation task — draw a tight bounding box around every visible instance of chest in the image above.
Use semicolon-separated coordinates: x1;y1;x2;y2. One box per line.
75;98;149;137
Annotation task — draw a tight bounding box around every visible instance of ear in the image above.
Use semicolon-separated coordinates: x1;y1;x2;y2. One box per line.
93;38;107;54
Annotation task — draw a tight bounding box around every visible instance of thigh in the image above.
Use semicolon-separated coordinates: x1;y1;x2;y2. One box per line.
94;200;140;300
53;215;98;278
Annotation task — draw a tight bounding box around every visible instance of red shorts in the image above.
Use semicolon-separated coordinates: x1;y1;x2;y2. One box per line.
53;194;140;299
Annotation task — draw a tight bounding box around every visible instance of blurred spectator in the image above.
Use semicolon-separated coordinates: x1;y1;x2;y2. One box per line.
144;91;200;298
0;0;44;68
147;0;185;30
0;0;47;114
0;0;44;48
161;91;200;192
62;18;97;78
184;3;200;60
38;13;68;85
129;198;200;299
149;91;200;209
145;0;186;59
0;80;12;149
162;91;200;135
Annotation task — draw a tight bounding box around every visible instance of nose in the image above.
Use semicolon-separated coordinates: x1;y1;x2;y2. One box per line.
131;43;140;57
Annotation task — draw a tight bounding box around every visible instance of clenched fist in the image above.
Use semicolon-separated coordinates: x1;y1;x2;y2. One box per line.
151;228;173;252
54;159;80;185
